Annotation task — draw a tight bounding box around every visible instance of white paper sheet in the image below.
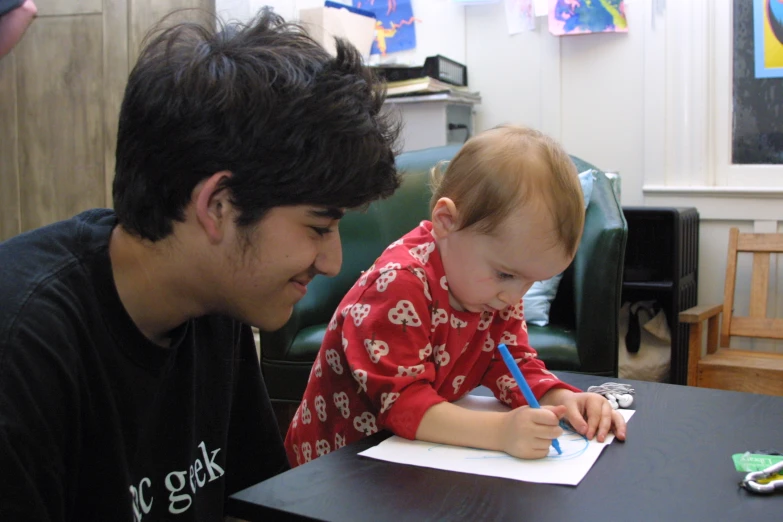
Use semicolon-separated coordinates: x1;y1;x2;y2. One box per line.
358;395;634;486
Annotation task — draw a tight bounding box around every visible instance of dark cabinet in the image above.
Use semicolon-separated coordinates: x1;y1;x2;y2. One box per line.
622;207;699;384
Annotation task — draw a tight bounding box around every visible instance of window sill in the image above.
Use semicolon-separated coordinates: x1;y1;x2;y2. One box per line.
642;186;783;221
643;185;783;197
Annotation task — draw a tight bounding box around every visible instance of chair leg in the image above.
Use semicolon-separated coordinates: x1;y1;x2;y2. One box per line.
687;321;703;387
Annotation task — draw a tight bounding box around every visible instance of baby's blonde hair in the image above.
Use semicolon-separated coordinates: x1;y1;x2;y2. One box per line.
429;125;585;257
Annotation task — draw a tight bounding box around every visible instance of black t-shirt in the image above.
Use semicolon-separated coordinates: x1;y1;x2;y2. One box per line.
0;209;289;521
0;0;24;18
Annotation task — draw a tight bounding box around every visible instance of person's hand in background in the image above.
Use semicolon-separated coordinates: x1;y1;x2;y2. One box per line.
0;0;38;59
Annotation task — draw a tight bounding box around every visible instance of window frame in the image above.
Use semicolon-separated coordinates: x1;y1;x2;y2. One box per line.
642;0;783;219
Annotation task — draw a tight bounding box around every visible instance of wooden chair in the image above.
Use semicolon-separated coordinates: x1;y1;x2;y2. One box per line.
679;227;783;396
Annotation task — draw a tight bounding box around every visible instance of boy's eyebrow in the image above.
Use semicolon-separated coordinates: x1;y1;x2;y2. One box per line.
309;207;345;220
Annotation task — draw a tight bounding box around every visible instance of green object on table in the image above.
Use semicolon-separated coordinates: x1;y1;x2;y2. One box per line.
732;452;783;472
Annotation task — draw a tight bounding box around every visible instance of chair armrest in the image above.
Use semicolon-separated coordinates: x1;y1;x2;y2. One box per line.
570;170;627;376
681;304;723;385
679;303;722;324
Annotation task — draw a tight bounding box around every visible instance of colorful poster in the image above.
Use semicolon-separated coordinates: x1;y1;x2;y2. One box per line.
754;0;783;78
353;0;419;56
548;0;628;36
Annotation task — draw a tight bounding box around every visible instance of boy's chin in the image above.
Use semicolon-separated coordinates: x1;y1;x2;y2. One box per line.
248;307;294;332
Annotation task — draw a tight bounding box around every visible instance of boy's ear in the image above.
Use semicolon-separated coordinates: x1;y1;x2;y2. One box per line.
194;171;233;244
431;197;459;238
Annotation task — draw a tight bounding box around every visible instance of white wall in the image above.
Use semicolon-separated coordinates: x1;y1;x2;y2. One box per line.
558;13;646;206
465;1;647;205
465;3;560;140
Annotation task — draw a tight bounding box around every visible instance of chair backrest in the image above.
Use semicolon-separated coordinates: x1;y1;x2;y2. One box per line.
259;146;626;384
721;227;783;346
548;159;626;375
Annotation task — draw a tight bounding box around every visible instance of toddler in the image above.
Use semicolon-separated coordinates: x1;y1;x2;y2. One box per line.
285;125;626;466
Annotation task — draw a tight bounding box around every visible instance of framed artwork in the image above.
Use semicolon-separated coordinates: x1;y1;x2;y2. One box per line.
738;0;783;163
754;0;783;78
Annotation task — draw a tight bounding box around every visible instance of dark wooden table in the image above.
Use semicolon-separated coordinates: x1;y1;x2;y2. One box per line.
228;373;783;521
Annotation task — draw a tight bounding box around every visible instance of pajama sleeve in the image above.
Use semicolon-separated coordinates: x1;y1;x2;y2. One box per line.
340;268;446;440
481;311;580;408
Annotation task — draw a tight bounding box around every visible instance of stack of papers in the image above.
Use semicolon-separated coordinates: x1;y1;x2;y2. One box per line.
385;76;481;101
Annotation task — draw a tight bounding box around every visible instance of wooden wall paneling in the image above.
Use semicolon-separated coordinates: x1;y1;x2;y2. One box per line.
129;0;215;66
0;55;20;241
34;0;101;17
103;0;130;208
16;16;105;232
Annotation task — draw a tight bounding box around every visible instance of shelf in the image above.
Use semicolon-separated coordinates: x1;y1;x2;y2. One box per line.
385;92;481;105
622;281;674;291
383;95;478;153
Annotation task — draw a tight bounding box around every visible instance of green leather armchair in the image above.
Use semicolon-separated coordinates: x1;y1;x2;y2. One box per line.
260;145;628;404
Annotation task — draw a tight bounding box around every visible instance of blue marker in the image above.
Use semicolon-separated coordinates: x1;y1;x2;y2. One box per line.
497;343;562;455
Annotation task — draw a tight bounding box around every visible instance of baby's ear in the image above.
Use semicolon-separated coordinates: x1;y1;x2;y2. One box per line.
431;197;459;237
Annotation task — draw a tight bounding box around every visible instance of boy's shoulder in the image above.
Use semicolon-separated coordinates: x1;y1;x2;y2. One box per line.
0;210;115;341
0;209;114;277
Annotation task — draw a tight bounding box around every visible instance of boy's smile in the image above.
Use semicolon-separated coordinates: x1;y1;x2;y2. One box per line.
209;204;344;332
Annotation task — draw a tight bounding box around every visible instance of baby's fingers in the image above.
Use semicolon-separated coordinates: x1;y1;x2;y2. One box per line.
532;409;565;440
541;404;567;423
583;396;610;439
593;400;615;442
610;409;627;441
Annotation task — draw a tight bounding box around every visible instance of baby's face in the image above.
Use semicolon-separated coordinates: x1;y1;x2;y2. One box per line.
438;204;572;314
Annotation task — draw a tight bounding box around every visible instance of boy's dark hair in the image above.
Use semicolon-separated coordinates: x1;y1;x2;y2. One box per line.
113;9;400;241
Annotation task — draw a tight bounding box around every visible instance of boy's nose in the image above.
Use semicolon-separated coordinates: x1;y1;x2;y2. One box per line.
315;232;342;277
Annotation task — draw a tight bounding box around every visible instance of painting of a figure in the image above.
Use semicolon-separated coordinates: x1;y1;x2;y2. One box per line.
353;0;419;56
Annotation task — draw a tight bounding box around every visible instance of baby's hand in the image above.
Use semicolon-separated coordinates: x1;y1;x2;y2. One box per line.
499;405;566;459
542;389;627;442
570;391;627;442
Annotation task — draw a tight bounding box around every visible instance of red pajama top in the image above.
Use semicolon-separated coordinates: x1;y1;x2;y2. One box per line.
284;221;579;466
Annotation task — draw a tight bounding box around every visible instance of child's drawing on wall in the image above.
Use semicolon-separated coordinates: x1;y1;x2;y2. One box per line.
354;0;420;55
549;0;628;36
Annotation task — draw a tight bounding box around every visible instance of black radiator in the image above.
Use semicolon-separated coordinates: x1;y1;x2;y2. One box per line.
621;207;700;385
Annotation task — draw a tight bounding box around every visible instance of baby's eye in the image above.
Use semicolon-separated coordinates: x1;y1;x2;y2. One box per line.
495;271;514;281
311;226;331;237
